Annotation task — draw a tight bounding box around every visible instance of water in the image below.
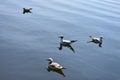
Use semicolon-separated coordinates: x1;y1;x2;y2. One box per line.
0;0;120;80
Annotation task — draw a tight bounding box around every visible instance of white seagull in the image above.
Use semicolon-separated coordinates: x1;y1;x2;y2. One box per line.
88;36;103;47
58;35;77;45
47;58;65;70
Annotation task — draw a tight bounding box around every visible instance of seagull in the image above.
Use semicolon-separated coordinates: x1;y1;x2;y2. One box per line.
58;35;77;45
23;8;32;14
47;58;66;70
88;36;103;47
58;35;77;53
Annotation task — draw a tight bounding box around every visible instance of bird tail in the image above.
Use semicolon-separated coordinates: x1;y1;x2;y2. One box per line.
71;40;77;43
62;67;66;69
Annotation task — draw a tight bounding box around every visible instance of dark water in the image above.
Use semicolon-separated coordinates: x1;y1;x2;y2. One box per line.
0;0;120;80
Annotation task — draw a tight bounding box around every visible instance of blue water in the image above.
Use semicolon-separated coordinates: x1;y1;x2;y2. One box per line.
0;0;120;80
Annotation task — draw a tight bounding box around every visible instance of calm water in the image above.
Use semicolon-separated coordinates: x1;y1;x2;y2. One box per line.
0;0;120;80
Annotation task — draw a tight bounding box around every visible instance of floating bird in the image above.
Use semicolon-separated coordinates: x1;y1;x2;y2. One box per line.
88;36;103;47
23;8;32;14
58;35;77;53
47;58;66;70
58;35;77;45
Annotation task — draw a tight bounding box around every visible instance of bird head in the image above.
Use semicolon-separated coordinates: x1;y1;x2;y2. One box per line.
100;36;103;39
47;58;53;62
58;35;64;39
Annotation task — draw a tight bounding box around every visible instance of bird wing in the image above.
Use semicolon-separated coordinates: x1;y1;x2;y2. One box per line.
70;40;77;43
63;40;71;43
92;38;100;43
51;62;63;69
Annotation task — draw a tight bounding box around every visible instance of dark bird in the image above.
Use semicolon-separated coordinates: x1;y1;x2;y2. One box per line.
88;36;103;47
23;8;32;14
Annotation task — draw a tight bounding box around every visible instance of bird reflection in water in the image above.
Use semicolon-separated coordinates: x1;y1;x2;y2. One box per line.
58;43;75;53
47;66;66;77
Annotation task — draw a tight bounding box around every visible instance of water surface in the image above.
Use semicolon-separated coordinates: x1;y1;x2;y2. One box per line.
0;0;120;80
